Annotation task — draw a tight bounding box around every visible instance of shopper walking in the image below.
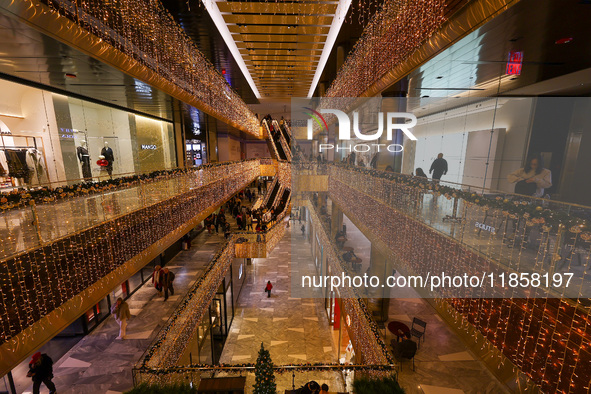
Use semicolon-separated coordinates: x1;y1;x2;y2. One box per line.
162;268;175;300
265;281;273;298
113;297;131;339
301;224;305;236
429;153;448;180
152;265;163;297
27;352;56;394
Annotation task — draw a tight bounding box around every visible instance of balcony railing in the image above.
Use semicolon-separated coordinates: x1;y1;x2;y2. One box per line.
132;364;396;392
136;194;293;379
0;160;261;261
25;0;260;135
314;163;591;393
326;164;591;299
0;160;263;354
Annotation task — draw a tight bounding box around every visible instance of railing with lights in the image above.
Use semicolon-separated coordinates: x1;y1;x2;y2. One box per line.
304;200;395;370
135;191;293;380
321;163;591;393
132;364;396;392
0;160;263;260
0;160;263;355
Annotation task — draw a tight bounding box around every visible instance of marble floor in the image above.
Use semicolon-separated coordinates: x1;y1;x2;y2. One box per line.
219;225;346;393
14;229;227;394
341;215;510;394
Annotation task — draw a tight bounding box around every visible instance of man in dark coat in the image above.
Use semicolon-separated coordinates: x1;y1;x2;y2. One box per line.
429;153;448;180
162;268;175;300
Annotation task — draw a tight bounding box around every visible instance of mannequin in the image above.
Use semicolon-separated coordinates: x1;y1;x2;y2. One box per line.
77;142;92;181
101;141;114;178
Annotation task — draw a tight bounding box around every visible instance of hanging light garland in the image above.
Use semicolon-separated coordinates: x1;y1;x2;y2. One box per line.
35;0;259;136
138;170;293;374
312;0;448;131
0;160;262;346
305;200;394;372
324;163;591;393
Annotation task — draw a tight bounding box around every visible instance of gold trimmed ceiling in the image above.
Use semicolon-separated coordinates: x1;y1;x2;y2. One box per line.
218;0;340;98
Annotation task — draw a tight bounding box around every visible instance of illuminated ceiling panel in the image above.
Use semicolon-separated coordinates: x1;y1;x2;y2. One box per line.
206;0;351;98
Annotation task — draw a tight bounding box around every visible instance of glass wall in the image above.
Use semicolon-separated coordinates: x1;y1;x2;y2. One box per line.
55;95;176;182
0;78;177;192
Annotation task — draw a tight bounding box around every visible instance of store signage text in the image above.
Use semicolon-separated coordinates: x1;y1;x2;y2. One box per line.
141;144;157;150
475;221;496;234
506;51;524;75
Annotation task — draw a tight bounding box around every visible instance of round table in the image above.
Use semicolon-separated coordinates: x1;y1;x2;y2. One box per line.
388;321;410;341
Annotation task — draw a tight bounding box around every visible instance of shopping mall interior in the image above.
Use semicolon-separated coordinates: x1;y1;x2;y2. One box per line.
0;0;590;393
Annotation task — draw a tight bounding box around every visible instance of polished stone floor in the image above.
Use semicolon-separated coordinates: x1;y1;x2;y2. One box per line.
219;225;346;392
15;230;226;394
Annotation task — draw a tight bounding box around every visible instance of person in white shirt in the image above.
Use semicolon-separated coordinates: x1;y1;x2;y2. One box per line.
507;154;552;198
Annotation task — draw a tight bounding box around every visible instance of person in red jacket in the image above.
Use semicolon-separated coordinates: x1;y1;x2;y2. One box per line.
265;281;273;298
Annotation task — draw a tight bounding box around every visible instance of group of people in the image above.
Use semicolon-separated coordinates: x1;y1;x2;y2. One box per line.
296;381;331;394
414;152;552;198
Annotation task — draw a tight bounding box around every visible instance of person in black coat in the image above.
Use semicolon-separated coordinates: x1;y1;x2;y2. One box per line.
429;153;448;180
27;352;56;394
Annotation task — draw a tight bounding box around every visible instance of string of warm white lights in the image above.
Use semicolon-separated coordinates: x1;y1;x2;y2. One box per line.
138;175;292;376
325;164;591;392
314;0;447;125
36;0;259;135
305;200;394;372
0;160;261;345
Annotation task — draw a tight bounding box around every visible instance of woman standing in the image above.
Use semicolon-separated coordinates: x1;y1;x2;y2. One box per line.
265;281;273;298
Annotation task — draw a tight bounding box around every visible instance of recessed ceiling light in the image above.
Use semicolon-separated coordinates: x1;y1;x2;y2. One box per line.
555;37;574;44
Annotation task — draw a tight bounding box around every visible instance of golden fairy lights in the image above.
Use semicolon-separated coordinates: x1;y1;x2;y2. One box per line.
324;0;447;99
137;168;293;378
37;0;259;136
305;200;394;372
325;164;591;392
0;160;261;345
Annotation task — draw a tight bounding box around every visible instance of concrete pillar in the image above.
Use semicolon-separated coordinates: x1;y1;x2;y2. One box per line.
366;244;391;323
330;204;344;240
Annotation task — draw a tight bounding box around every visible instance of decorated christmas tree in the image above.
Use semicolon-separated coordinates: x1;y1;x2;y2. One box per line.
253;342;277;394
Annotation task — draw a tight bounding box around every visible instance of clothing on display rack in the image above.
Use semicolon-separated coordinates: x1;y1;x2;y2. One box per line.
5;148;31;183
101;145;114;177
0;147;48;187
77;145;92;181
0;150;7;177
26;148;48;186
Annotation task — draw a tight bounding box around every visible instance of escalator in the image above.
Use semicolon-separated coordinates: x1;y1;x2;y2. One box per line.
272;120;291;161
265;181;281;209
262;119;288;160
280;122;291;146
275;189;290;215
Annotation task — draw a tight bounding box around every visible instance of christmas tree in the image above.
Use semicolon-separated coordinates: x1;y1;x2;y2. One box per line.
253;342;277;394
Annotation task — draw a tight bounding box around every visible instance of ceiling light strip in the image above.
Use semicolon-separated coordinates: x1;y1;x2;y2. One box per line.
203;0;261;99
307;0;353;98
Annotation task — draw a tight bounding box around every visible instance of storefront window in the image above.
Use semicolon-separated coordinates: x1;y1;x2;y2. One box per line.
0;79;178;190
